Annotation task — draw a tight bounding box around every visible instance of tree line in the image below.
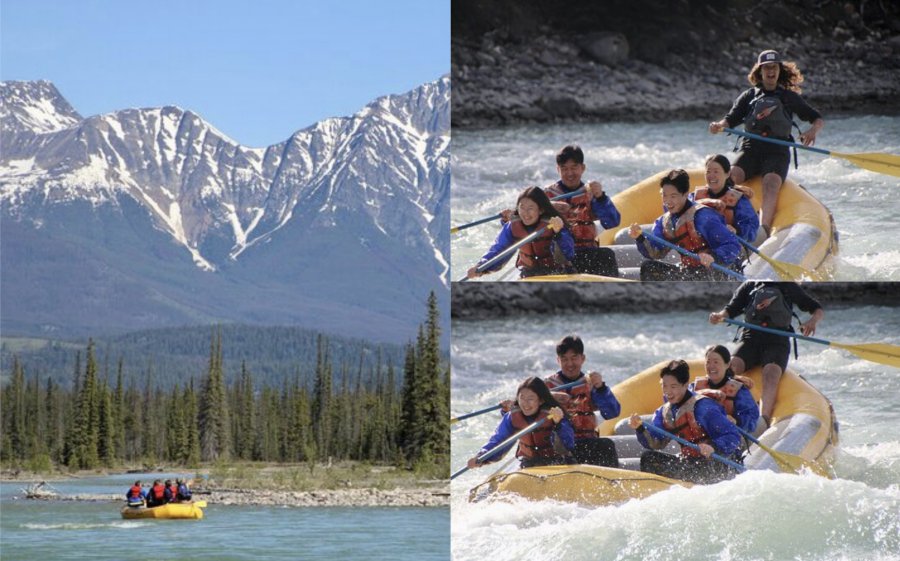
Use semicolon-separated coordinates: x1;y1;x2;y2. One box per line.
1;293;449;475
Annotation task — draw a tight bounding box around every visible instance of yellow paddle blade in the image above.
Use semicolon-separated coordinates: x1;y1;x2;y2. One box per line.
831;342;900;368
833;151;900;177
754;251;827;281
193;500;207;508
753;440;830;477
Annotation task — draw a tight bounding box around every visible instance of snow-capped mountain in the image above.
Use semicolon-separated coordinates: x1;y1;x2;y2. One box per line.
0;78;450;343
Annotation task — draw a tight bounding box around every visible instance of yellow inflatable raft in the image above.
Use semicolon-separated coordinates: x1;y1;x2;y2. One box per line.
598;169;839;280
469;359;838;506
503;169;838;281
121;500;206;520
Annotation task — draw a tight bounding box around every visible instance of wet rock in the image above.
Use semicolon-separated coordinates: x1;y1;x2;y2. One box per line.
578;32;629;67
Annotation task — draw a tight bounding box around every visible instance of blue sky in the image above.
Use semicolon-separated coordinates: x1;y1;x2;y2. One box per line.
1;0;449;147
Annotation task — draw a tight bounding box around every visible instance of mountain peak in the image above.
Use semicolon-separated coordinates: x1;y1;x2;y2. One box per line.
0;80;83;135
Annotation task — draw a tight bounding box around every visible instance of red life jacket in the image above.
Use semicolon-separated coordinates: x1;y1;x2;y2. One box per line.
509;409;557;460
545;373;596;440
150;484;165;500
128;485;143;500
693;186;744;228
169;485;178;499
693;376;744;418
661;394;712;459
662;205;710;268
546;182;598;248
510;219;557;270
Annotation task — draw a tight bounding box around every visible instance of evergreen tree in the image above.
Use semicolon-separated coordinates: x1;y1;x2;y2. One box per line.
312;335;333;461
199;331;230;461
66;340;100;469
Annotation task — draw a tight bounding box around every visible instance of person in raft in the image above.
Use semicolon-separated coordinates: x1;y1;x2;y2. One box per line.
545;334;621;467
125;480;147;507
709;281;824;429
629;359;742;484
708;49;824;238
691;345;760;435
628;169;742;281
692;154;760;244
145;479;167;507
467;377;575;470
176;478;193;502
467;186;575;279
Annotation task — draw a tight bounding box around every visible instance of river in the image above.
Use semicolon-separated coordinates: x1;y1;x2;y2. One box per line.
450;295;900;561
0;473;448;561
450;115;900;281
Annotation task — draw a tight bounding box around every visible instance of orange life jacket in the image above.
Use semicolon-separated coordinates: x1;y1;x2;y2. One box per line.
545;373;596;440
150;484;165;500
510;409;557;460
168;485;178;500
510;219;556;270
693;186;744;228
662;394;712;458
662;205;710;268
693;376;745;418
546;183;597;248
128;485;143;500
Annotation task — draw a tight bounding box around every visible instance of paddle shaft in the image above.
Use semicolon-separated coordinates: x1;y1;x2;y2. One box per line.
643;232;746;281
723;318;828;345
451;378;584;424
451;187;586;234
450;418;549;480
724;127;829;155
642;422;745;472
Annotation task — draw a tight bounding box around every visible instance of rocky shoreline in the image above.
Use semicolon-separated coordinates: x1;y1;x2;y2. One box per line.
451;282;900;319
452;0;900;129
10;487;449;508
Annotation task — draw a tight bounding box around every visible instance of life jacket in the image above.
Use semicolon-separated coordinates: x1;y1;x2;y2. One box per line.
168;485;178;500
743;87;795;140
661;204;710;268
510;219;557;270
661;394;712;459
150;484;165;501
178;484;192;500
744;283;795;329
693;376;744;418
127;485;143;500
693;186;745;228
509;409;557;460
546;373;596;440
546;182;598;248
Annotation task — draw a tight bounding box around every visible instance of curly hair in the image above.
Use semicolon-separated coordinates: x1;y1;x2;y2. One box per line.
747;61;805;93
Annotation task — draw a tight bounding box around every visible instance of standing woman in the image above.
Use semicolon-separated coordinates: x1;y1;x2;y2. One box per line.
692;154;760;244
708;50;825;237
467;186;575;279
466;377;574;470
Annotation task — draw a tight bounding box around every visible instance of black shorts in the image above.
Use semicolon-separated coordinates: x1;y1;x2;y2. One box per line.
733;329;791;372
733;142;791;183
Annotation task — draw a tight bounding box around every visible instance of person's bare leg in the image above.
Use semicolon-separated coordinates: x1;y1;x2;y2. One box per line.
729;356;747;375
759;172;783;232
759;363;784;422
730;166;746;186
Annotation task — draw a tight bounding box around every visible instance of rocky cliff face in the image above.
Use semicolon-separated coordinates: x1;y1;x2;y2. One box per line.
451;0;900;128
0;77;450;343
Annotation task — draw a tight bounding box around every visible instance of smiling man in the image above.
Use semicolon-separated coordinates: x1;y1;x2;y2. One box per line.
708;50;825;236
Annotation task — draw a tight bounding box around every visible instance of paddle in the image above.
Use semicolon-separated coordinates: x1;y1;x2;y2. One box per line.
737;238;824;281
451;378;584;424
723;318;900;368
451;418;548;480
724;127;900;178
643;232;746;281
641;421;745;472
458;225;549;282
450;188;586;234
193;500;208;508
735;426;829;477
